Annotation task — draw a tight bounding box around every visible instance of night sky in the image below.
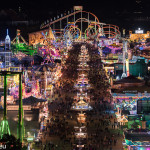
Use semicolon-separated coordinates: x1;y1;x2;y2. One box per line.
1;0;149;18
1;0;150;38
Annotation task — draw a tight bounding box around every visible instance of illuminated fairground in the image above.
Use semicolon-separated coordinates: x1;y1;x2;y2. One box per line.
72;42;92;113
29;6;120;47
2;4;147;150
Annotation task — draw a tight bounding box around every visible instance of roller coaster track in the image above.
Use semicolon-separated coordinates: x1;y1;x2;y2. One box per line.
40;10;100;29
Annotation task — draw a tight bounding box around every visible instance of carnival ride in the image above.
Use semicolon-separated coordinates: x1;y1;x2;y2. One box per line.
25;7;121;68
115;98;137;111
38;8;121;47
11;29;37;56
9;70;41;99
0;71;24;142
64;24;81;46
33;29;62;63
38;45;60;62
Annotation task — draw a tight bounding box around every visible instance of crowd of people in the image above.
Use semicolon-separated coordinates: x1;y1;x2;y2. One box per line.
34;43;123;150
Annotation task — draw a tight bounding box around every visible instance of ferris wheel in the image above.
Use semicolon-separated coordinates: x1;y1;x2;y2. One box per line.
64;24;81;45
85;24;101;39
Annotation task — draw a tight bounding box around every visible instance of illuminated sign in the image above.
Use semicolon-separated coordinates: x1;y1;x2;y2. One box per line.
27;137;34;142
73;6;83;11
135;28;144;34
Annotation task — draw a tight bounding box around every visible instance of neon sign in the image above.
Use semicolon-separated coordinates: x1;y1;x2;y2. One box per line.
135;28;144;34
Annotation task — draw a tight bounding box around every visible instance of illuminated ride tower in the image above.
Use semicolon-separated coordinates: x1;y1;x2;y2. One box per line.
121;40;129;78
0;71;24;143
5;29;11;50
4;29;11;68
12;29;28;45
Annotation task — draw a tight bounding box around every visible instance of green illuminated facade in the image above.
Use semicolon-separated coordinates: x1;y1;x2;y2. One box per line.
11;43;37;56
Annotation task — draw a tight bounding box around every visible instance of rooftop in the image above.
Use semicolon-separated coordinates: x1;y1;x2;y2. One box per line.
114;76;144;84
112;85;150;93
125;129;150;142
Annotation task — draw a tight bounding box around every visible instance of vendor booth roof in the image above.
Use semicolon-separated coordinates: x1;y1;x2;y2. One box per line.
16;96;47;105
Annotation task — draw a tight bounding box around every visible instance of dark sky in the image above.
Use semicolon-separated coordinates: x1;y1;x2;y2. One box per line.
1;0;150;31
1;0;150;18
0;0;137;20
0;0;142;16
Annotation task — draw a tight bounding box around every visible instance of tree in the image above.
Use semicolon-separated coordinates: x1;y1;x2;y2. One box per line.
132;122;139;129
